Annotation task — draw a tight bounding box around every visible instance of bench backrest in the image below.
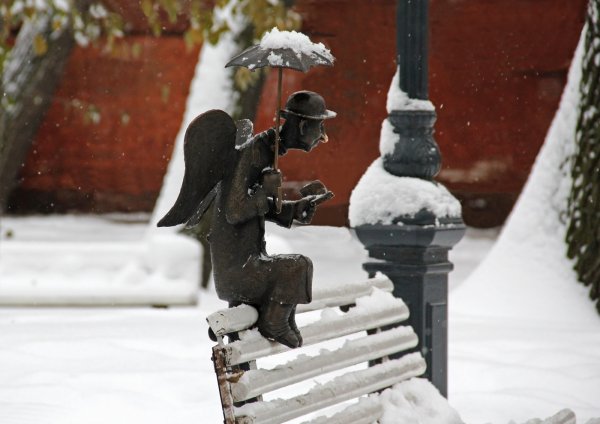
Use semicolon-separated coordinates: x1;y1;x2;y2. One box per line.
206;275;426;424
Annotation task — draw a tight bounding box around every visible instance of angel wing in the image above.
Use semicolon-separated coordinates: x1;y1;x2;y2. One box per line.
235;119;253;148
157;109;237;227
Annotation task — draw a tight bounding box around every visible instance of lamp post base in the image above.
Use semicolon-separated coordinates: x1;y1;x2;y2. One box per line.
384;109;441;180
355;213;465;397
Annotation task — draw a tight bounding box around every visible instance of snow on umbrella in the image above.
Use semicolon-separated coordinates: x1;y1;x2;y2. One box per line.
225;30;334;72
225;28;335;211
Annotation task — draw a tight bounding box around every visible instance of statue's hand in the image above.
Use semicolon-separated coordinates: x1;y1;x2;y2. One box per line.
260;169;282;198
294;197;317;224
299;180;327;197
294;191;334;224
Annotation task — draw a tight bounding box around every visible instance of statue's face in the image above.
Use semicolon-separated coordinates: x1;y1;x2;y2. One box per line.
295;119;327;152
281;115;330;153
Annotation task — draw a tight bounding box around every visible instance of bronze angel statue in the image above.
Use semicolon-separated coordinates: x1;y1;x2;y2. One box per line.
158;91;336;348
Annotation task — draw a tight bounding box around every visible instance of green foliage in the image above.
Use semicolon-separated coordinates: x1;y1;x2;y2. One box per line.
566;0;600;314
0;1;125;76
134;0;300;49
0;0;300;74
0;0;300;126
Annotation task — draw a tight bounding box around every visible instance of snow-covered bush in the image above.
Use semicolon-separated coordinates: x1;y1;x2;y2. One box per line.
565;0;600;314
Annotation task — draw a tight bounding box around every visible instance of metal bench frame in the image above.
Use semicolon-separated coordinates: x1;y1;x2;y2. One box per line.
207;276;427;424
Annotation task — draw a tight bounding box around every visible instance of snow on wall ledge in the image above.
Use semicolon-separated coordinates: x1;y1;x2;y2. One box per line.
0;216;200;306
349;158;461;226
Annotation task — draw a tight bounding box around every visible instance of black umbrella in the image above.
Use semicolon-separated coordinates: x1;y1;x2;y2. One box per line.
226;29;335;209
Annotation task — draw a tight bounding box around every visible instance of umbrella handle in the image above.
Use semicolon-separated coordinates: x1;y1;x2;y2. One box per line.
275;187;283;213
273;67;283;213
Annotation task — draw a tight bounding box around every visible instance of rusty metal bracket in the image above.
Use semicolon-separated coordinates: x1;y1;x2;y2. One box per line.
212;345;236;424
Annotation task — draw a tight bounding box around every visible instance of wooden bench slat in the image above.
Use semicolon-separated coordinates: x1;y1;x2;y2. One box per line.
299;397;383;424
234;353;426;424
206;276;393;337
231;326;418;402
224;296;409;366
207;305;260;339
297;275;393;313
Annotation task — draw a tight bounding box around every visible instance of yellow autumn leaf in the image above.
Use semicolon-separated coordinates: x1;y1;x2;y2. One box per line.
131;43;142;59
52;17;63;31
161;85;170;103
33;34;48;56
187;27;204;44
141;0;154;18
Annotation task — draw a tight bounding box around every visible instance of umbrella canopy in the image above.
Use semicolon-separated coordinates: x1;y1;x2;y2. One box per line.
225;28;335;72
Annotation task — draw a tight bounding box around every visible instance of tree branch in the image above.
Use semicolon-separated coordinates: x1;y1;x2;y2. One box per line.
0;11;79;211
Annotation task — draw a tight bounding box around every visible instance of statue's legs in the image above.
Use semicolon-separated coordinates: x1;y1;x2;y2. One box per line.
213;254;312;305
250;254;312;348
260;254;313;305
214;253;313;348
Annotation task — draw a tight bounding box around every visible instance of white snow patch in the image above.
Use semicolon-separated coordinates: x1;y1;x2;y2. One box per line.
314;288;404;325
267;51;284;66
379;378;464;424
354;287;402;312
10;1;25;14
52;0;70;12
89;3;108;19
0;216;199;305
387;68;434;113
33;0;47;10
74;31;90;47
379;118;397;156
349;158;461;226
259;27;334;63
320;306;340;321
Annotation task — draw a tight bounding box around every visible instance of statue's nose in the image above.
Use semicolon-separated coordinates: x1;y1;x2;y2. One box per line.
321;132;329;143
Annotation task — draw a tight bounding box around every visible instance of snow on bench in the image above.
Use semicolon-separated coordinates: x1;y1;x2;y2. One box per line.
206;275;394;338
207;275;427;424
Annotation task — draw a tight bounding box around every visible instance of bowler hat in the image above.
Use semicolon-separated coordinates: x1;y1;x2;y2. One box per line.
282;91;337;120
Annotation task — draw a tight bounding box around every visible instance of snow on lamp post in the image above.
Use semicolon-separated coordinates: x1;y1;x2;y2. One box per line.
349;0;465;397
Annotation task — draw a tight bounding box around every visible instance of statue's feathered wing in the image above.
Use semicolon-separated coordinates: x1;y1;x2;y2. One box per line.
157;110;237;227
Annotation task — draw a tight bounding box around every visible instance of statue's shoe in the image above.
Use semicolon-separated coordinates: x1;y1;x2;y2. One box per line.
258;301;300;349
259;326;300;349
288;306;303;347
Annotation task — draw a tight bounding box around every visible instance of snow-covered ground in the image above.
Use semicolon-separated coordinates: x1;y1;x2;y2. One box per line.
0;216;598;423
2;12;599;424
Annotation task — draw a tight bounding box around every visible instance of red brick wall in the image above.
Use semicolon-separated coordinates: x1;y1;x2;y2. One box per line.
10;0;587;227
430;0;586;226
9;37;200;212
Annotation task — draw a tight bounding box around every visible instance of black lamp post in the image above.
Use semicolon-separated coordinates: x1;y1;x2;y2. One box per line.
385;0;440;181
397;0;430;100
353;0;465;397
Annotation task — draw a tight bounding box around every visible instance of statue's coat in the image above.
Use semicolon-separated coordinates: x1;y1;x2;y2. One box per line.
158;110;312;307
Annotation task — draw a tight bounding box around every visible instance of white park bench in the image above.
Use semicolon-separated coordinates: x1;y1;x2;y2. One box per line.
206;275;427;424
